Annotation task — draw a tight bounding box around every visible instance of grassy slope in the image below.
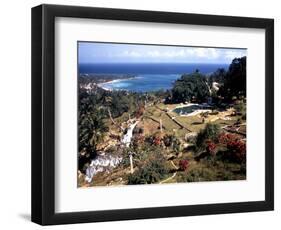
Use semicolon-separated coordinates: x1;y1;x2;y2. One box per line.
81;102;246;187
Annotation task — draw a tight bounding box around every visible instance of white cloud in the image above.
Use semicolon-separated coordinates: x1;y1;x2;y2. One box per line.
224;50;246;60
191;48;220;59
147;50;161;57
119;48;221;59
194;48;208;57
209;48;220;59
122;50;142;57
119;49;189;59
110;46;246;62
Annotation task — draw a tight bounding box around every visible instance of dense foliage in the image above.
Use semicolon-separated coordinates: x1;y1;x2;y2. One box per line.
169;71;210;103
196;123;220;150
218;133;246;163
179;159;189;171
127;153;168;184
208;68;227;85
182;167;215;182
167;56;246;104
78;87;146;171
217;57;246;100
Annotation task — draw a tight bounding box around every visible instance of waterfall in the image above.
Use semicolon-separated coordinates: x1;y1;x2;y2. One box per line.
85;120;139;183
121;121;139;147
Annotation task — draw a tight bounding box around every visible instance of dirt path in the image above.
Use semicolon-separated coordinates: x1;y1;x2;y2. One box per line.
159;160;179;184
170;160;179;170
159;172;177;184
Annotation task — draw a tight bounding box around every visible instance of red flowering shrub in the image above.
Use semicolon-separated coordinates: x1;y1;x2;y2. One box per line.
206;140;217;156
153;136;162;146
145;133;164;146
179;159;189;171
218;133;246;163
218;133;236;144
227;139;246;163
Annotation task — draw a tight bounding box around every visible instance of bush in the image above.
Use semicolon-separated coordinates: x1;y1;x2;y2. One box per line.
163;134;173;147
206;140;217;156
145;132;164;146
218;133;246;163
179;159;189;171
153;136;162;146
127;155;168;184
227;139;246;163
184;167;216;182
163;134;181;152
196;123;220;150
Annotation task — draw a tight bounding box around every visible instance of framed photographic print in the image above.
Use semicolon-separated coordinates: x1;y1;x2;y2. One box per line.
31;4;274;225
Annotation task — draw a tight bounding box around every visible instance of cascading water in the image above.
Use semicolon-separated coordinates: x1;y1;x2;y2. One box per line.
85;120;139;183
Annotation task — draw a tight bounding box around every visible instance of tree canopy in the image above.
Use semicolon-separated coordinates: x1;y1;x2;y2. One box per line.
170;71;210;103
208;68;227;85
218;56;246;100
167;56;246;104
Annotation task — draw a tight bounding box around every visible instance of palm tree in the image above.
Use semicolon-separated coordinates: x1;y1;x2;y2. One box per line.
79;109;108;156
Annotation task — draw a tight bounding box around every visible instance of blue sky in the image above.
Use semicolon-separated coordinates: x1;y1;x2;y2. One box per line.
78;42;246;64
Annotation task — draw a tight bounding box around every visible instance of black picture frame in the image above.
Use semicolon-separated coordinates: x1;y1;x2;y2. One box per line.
31;4;274;225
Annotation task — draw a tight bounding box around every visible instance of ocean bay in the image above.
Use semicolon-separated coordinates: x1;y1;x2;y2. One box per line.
98;74;180;92
80;63;228;92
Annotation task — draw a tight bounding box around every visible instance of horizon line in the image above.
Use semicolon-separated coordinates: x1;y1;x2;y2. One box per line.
78;61;238;65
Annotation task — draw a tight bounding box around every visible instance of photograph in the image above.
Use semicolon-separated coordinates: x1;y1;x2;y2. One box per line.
30;3;274;225
77;42;247;187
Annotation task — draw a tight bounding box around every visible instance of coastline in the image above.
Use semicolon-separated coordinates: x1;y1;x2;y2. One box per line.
97;76;137;91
